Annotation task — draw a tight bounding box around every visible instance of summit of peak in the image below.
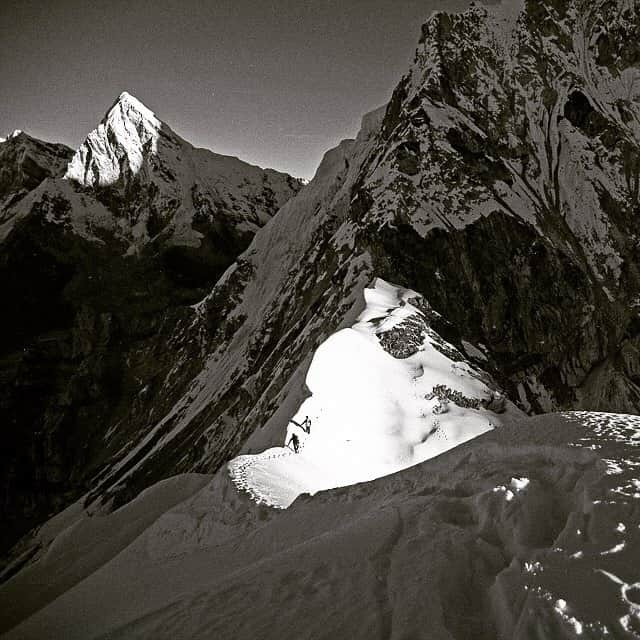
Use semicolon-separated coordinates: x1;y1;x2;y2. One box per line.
0;129;24;143
65;92;163;187
116;91;145;108
118;90;136;102
106;91;157;122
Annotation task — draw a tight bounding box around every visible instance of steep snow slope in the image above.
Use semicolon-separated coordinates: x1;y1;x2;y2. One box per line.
229;279;521;507
69;106;388;513
2;412;639;639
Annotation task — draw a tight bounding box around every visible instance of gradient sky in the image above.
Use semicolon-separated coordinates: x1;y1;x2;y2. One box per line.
1;0;473;179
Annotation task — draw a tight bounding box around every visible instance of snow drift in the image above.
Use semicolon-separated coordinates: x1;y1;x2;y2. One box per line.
3;412;639;639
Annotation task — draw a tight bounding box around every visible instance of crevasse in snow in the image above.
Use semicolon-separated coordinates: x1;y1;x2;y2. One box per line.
228;278;522;508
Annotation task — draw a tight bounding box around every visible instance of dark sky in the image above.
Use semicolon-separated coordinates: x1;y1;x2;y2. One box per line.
1;0;472;179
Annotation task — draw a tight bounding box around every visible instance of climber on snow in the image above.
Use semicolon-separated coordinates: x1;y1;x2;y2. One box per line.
287;432;300;453
289;416;311;434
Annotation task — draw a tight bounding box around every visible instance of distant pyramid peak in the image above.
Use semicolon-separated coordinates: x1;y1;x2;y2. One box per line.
65;92;163;187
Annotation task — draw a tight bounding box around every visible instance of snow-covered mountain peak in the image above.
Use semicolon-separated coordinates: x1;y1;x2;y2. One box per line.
114;91;155;116
0;91;301;254
65;91;164;188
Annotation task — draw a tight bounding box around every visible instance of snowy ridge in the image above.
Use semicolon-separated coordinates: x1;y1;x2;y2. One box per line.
228;279;521;508
84;110;385;499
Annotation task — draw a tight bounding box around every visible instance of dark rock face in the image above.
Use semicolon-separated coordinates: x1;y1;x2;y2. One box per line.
355;0;640;414
0;133;72;223
364;214;609;411
0;214;205;553
0;133;72;198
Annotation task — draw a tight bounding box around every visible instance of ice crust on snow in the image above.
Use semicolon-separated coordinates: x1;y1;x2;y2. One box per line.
228;278;519;508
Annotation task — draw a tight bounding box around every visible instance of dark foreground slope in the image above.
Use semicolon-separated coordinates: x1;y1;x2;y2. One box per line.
1;411;639;639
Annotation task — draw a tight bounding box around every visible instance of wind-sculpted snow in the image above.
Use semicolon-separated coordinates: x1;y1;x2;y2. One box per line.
228;279;521;508
4;412;640;639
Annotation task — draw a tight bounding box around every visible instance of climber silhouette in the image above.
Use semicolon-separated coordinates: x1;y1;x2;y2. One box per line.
289;416;311;434
287;433;300;453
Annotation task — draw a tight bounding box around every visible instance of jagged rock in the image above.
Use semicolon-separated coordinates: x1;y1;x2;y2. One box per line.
0;132;72;228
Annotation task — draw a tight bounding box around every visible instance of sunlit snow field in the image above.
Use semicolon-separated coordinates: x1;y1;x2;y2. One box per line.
229;279;522;507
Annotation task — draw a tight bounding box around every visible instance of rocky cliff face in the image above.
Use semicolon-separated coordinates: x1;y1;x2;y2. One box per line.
0;131;72;223
359;0;640;414
0;96;302;554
